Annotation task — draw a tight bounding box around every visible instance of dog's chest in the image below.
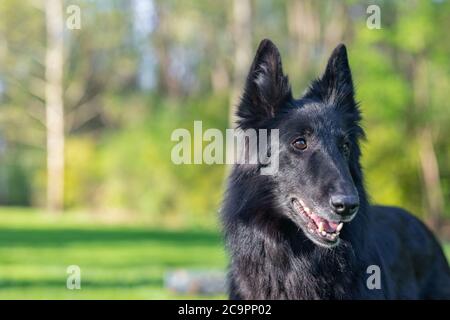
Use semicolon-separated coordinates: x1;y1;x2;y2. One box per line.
277;254;356;299
243;241;361;299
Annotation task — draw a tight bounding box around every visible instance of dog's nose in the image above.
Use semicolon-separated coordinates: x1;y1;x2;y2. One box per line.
330;195;359;216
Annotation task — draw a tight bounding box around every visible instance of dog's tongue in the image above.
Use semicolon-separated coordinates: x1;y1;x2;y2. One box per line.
310;213;338;232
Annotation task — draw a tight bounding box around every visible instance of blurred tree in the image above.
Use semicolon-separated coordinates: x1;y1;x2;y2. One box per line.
229;0;252;126
154;2;181;98
45;0;65;212
0;0;47;205
351;0;450;232
286;0;348;89
392;1;448;231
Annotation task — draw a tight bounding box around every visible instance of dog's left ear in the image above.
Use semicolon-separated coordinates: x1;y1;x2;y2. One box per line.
304;44;355;108
236;39;292;128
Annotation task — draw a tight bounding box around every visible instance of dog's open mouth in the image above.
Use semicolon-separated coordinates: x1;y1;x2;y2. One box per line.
291;198;343;244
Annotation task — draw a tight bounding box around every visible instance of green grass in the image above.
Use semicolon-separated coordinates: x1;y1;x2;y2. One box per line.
0;208;226;299
0;207;449;300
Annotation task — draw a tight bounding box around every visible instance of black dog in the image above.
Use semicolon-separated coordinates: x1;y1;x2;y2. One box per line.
221;39;450;299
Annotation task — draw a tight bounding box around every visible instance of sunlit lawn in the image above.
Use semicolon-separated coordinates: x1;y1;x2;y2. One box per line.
0;207;449;300
0;208;226;299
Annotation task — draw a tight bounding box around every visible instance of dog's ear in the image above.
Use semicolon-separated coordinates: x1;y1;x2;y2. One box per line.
236;39;292;128
304;44;355;108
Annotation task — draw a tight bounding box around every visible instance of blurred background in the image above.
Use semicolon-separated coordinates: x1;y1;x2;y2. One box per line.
0;0;449;299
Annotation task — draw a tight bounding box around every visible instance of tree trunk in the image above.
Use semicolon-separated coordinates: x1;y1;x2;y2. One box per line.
154;6;180;98
413;57;444;231
286;0;319;78
418;128;444;231
45;0;65;212
230;0;252;127
286;1;345;85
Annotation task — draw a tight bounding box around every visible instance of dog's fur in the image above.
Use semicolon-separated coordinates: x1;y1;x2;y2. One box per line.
221;39;450;299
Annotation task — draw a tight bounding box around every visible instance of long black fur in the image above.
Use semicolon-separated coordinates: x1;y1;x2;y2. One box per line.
221;39;450;299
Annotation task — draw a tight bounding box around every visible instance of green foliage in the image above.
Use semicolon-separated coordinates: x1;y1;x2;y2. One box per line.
350;0;450;219
63;94;228;227
0;0;449;227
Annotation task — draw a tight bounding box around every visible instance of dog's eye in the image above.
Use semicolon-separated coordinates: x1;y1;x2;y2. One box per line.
292;138;307;151
342;142;350;157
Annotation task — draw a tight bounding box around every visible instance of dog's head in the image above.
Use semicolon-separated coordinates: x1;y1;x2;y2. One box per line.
237;39;365;248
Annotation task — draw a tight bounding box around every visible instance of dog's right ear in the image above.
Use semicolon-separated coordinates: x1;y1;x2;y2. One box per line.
236;39;292;129
303;44;356;109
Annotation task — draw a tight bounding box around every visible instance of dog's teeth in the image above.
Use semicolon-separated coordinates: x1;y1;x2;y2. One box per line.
299;200;305;207
337;222;344;232
304;207;310;214
321;231;327;237
318;222;324;233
